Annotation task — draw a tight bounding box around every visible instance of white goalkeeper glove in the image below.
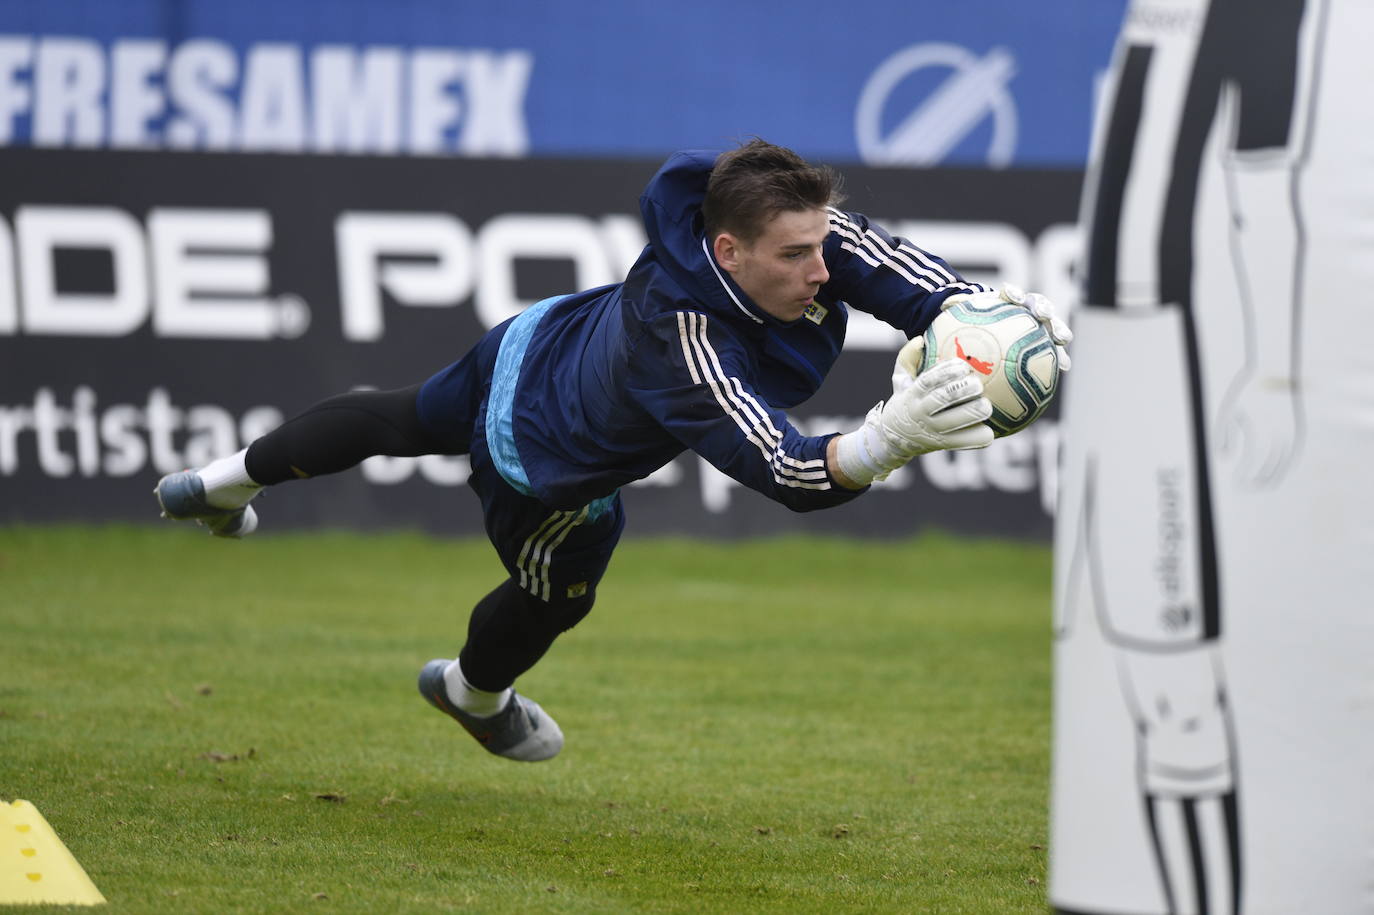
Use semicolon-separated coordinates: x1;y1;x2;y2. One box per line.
835;358;994;487
890;331;931;396
941;285;1074;371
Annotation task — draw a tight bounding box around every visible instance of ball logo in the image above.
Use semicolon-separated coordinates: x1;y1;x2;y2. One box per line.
855;43;1019;168
954;336;996;375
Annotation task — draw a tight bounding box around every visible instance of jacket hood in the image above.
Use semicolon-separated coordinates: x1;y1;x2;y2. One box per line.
637;150;779;329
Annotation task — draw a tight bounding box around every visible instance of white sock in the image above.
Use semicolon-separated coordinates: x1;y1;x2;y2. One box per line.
443;659;512;718
198;449;264;509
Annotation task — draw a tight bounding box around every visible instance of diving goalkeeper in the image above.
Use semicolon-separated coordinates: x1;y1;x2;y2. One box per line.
155;139;1071;762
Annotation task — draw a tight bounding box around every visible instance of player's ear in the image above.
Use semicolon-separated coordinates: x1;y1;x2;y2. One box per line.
713;232;743;273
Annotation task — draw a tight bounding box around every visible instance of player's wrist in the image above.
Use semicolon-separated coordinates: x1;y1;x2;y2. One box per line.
835;406;910;487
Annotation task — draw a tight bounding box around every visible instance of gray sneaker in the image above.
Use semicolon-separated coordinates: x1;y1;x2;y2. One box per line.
155;470;258;538
417;659;563;762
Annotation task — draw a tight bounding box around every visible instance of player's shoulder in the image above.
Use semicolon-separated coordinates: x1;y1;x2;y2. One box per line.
631;306;752;373
639;305;733;337
825;205;870;238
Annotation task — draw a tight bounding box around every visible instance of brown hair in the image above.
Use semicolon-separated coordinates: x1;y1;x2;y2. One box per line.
702;139;842;243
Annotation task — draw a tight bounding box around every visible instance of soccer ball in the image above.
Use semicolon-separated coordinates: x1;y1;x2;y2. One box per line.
918;292;1061;437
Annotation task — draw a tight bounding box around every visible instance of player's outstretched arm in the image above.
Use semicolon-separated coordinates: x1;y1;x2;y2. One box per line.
830;358;993;490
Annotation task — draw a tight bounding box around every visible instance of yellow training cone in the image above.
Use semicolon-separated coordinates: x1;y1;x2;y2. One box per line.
0;800;105;906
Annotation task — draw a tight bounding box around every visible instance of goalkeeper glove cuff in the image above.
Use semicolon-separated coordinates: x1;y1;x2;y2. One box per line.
835;359;996;488
835;403;910;487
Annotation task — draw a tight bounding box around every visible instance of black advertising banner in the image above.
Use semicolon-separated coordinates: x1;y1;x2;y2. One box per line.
0;149;1081;538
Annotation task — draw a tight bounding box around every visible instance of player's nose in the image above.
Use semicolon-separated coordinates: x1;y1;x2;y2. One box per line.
806;252;829;285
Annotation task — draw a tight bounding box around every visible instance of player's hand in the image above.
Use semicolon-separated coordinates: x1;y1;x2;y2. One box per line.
995;285;1073;370
835;359;993;487
880;358;995;455
890;334;926;396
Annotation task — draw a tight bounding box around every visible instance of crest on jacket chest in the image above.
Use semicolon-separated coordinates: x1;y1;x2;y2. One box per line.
755;308;847;408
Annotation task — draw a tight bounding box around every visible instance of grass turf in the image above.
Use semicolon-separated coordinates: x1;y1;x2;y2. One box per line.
1;524;1052;913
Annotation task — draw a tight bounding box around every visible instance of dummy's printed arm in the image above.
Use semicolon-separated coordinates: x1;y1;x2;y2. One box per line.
1217;153;1303;485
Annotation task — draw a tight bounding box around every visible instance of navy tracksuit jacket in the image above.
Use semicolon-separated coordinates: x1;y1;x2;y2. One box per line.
473;149;987;515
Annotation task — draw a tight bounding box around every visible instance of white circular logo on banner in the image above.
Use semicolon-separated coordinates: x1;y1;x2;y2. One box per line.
856;43;1019;168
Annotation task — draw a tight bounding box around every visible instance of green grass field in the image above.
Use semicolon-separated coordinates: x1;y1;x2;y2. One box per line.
1;525;1053;913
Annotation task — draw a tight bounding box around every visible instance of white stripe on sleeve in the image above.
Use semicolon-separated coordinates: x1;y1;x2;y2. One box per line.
673;312;829;489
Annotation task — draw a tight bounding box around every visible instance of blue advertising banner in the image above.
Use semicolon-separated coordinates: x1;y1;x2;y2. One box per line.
0;0;1126;166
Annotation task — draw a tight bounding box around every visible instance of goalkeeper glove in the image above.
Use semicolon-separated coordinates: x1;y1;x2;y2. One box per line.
999;284;1072;370
835;358;993;487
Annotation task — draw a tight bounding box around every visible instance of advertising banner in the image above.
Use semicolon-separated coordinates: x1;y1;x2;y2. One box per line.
0;0;1125;167
0;148;1080;538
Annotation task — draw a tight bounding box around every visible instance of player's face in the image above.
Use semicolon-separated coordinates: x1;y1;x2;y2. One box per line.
715;208;831;322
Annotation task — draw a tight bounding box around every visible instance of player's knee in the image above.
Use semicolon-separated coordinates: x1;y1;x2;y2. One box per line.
545;586;596;634
512;581;596;637
552;593;594;634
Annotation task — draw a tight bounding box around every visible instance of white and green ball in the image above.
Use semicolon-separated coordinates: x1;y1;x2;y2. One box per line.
919;296;1061;437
